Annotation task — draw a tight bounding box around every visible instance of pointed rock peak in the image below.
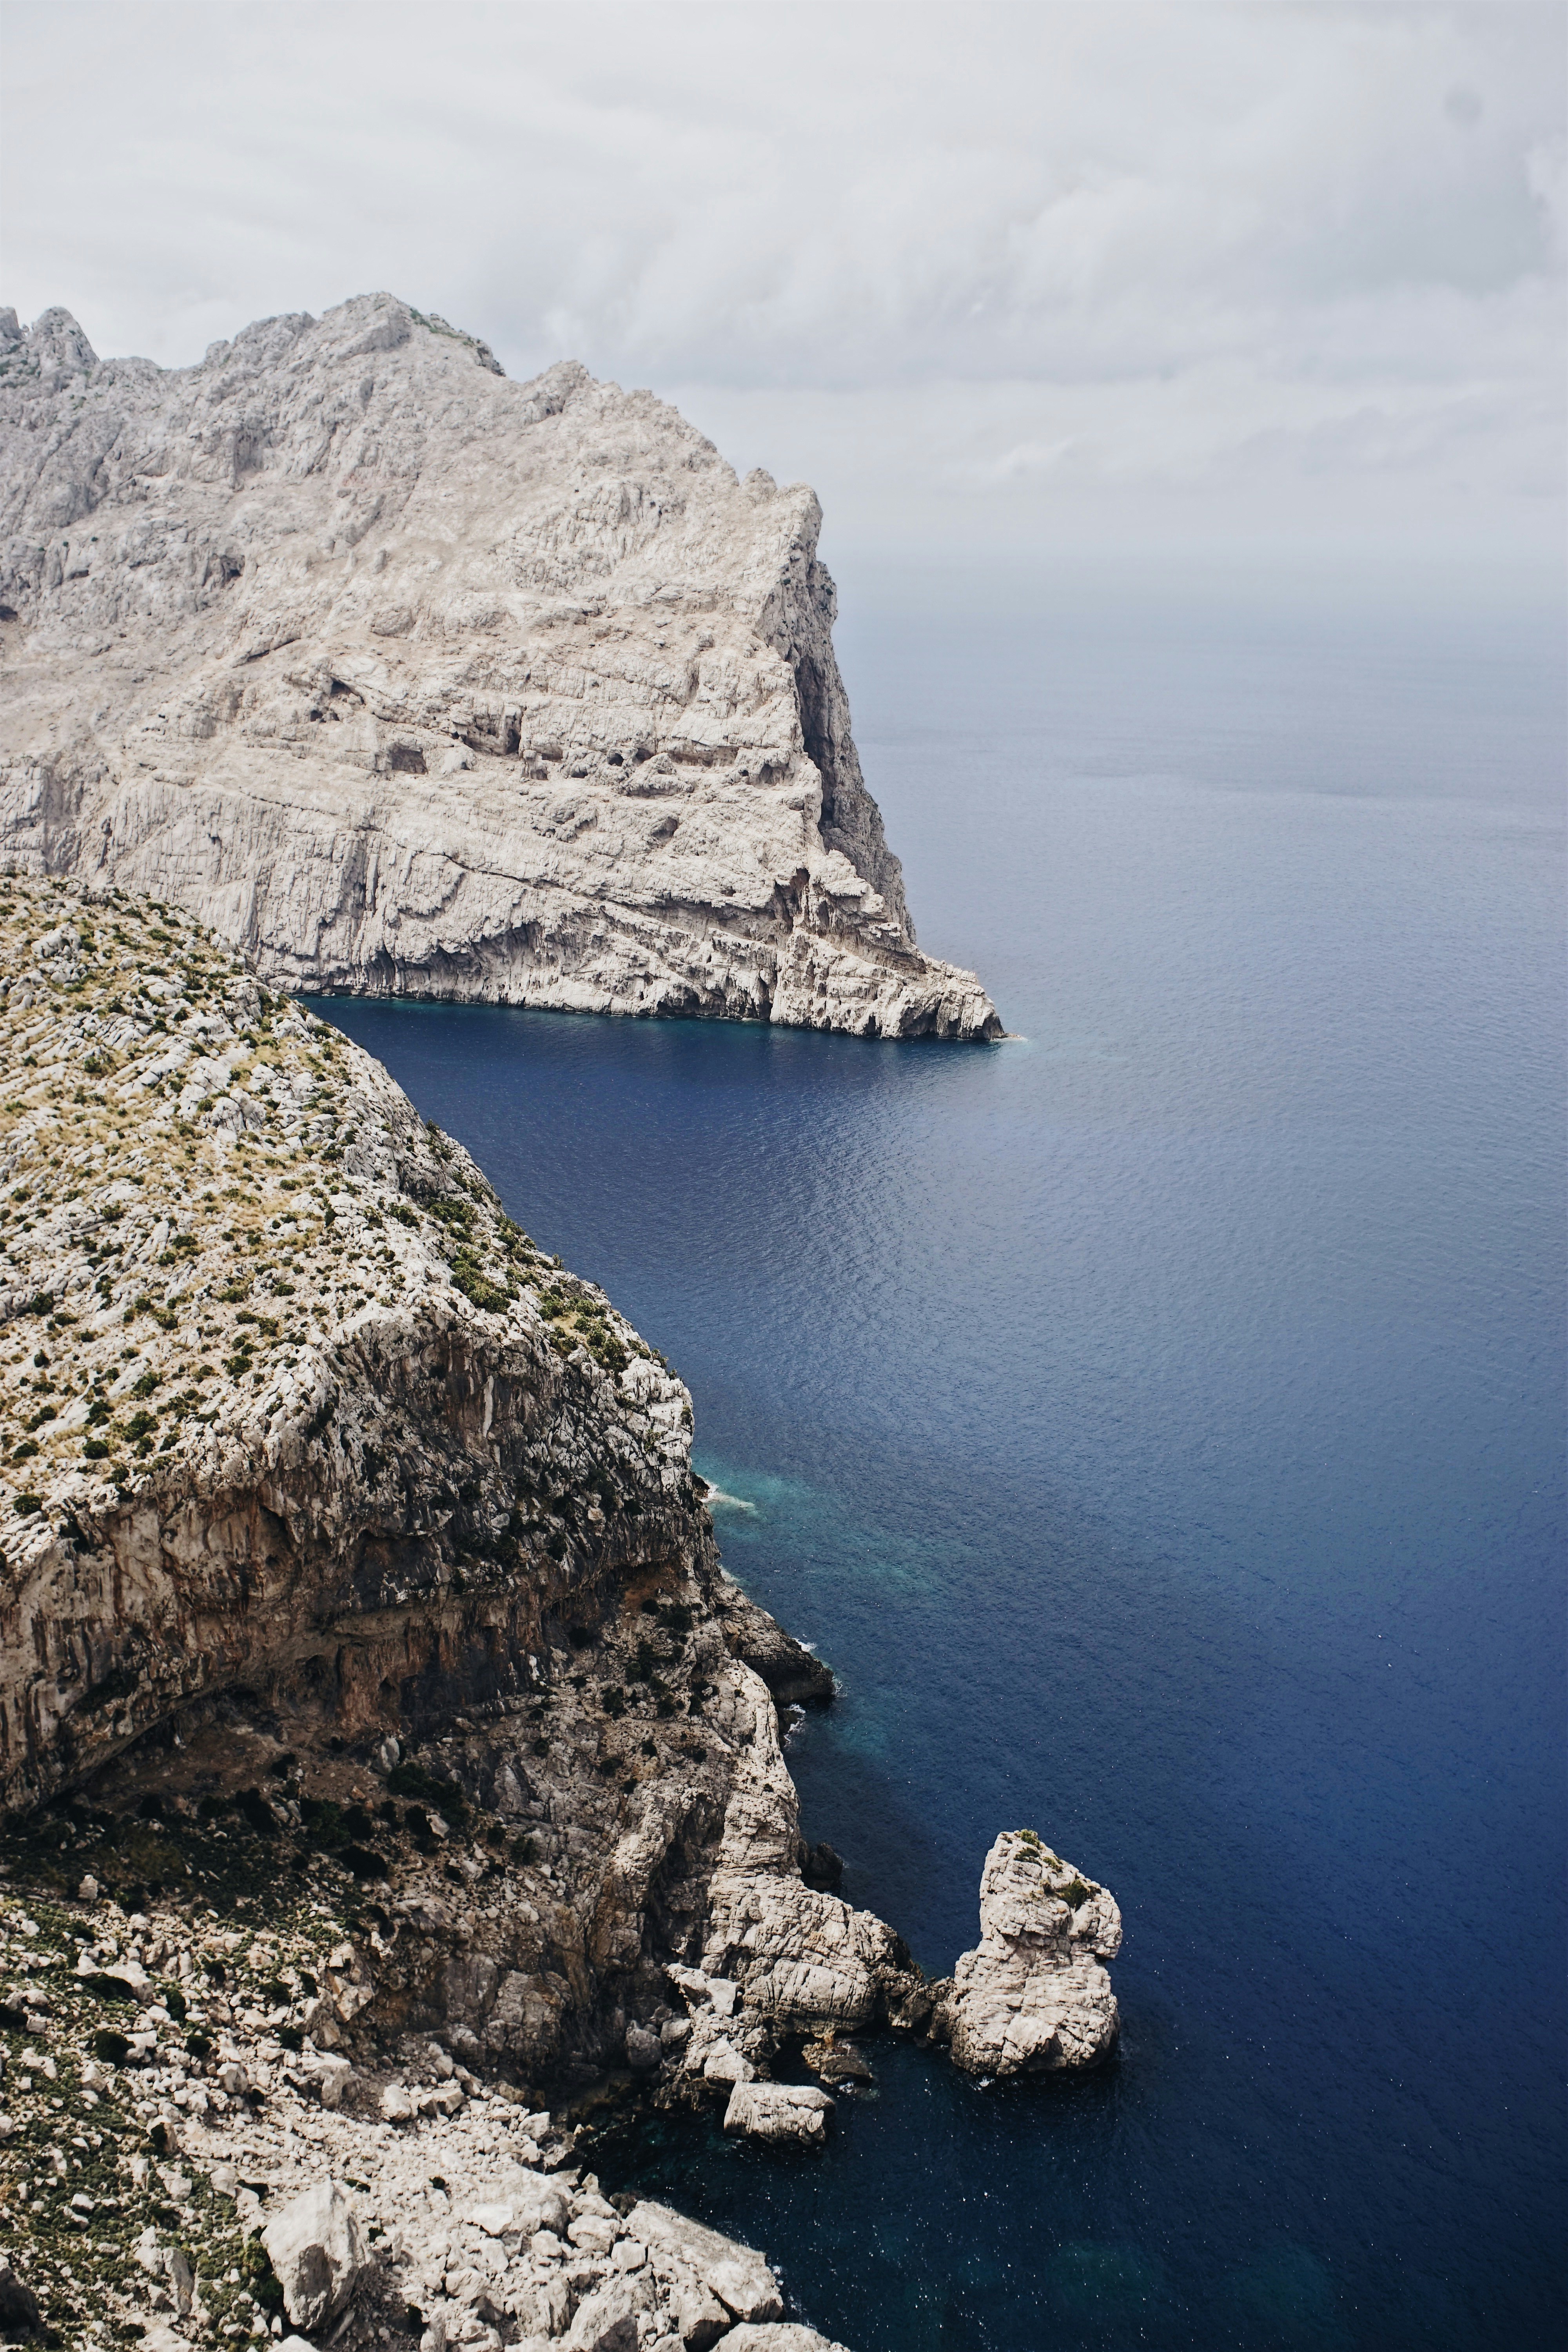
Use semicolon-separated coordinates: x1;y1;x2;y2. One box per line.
512;356;590;420
28;307;98;374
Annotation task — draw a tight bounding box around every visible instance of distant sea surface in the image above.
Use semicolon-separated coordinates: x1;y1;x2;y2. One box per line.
313;563;1566;2352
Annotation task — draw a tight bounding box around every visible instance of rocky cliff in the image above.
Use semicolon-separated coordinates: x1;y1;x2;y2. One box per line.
0;297;1001;1042
0;877;924;2087
0;879;1113;2350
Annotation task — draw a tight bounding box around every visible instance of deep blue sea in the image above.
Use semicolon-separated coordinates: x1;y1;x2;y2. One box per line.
313;561;1566;2352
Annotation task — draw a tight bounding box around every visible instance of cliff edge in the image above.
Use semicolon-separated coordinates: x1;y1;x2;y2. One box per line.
0;297;1001;1042
0;876;924;2080
0;878;1113;2351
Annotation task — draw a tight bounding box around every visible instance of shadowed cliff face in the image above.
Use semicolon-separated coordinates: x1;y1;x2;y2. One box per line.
0;877;927;2110
0;296;1001;1041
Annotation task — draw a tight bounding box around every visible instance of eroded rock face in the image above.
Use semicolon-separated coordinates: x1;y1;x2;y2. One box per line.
937;1830;1122;2076
0;296;1001;1042
0;877;703;1819
623;2204;784;2326
0;876;927;2104
0;1836;851;2346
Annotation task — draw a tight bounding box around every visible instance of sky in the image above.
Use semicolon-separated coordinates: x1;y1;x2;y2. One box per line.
3;1;1563;579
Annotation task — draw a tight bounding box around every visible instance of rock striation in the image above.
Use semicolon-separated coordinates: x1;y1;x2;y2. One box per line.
0;296;1001;1042
934;1829;1122;2076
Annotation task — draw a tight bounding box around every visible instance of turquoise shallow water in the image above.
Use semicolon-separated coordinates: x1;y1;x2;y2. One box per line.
312;568;1566;2350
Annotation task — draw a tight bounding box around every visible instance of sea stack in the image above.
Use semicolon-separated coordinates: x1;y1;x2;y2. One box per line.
0;296;1001;1041
935;1829;1122;2076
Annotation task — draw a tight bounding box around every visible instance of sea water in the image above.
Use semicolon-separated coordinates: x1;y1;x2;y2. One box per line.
312;561;1566;2350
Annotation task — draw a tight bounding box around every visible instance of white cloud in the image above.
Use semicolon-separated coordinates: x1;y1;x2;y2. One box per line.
2;0;1561;559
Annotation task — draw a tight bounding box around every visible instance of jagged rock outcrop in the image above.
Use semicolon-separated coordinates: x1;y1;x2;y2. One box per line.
722;2080;835;2146
0;875;925;2115
262;2179;369;2331
0;297;1001;1042
933;1829;1122;2076
0;1860;852;2350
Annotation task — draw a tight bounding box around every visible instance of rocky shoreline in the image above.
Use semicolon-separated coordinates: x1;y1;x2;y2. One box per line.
0;875;1116;2349
0;1842;858;2352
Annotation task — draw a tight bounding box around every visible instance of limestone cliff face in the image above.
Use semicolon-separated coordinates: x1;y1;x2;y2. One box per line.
0;297;1001;1042
0;876;923;2103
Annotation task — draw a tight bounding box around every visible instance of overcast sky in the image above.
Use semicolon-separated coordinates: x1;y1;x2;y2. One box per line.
4;2;1563;572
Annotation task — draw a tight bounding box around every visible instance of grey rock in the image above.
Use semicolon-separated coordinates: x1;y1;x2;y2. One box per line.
625;2203;783;2324
0;298;1000;1045
717;2330;855;2352
567;2275;646;2350
625;2023;662;2071
800;2034;871;2085
260;2178;368;2332
662;2272;731;2350
799;1842;843;1893
701;2040;756;2084
131;2228;195;2320
722;2080;835;2145
716;1577;835;1704
946;1830;1122;2076
465;2170;568;2240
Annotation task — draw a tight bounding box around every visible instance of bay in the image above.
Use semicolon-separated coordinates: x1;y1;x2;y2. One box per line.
312;560;1565;2350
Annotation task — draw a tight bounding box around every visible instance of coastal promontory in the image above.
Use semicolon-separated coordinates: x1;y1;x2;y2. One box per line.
0;878;1111;2349
0;875;927;2348
0;298;1000;1042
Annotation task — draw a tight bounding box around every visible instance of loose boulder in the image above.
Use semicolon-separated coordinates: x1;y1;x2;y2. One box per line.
722;2080;835;2146
261;2179;368;2332
718;2330;855;2352
465;2168;568;2241
624;2023;662;2072
566;2276;645;2350
624;2202;783;2324
800;2033;872;2086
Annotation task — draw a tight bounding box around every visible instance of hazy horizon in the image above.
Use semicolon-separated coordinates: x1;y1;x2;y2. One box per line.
4;0;1562;579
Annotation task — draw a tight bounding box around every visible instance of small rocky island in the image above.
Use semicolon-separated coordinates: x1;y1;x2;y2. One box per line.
0;297;1000;1043
0;878;1113;2351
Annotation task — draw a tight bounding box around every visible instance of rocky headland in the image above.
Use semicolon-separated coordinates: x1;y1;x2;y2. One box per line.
0;877;1111;2351
0;297;1000;1042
